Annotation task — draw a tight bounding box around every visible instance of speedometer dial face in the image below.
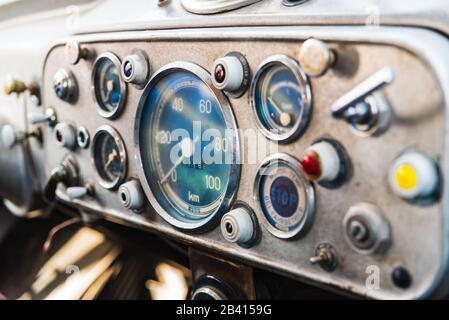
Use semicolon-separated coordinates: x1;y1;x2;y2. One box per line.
135;62;240;231
92;52;127;119
251;55;312;143
92;125;127;190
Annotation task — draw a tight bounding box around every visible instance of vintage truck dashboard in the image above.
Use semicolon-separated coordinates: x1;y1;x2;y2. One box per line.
1;0;449;300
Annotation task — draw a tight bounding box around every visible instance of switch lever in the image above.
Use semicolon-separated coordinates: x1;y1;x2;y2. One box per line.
331;67;394;135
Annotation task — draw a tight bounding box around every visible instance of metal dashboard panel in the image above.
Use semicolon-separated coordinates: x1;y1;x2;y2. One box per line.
41;26;448;299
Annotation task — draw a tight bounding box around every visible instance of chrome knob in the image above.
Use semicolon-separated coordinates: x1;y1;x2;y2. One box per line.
53;68;77;102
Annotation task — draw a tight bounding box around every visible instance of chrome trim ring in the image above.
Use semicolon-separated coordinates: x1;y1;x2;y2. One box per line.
134;61;241;232
250;55;312;143
91;125;127;190
253;153;315;239
91;52;127;119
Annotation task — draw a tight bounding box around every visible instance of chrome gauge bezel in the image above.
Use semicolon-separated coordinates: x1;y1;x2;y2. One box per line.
250;55;312;143
91;125;127;190
91;52;127;119
134;61;241;231
253;153;315;239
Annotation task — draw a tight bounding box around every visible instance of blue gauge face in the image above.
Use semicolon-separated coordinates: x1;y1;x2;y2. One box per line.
93;55;124;115
252;58;311;141
139;69;238;224
257;157;313;237
93;127;126;189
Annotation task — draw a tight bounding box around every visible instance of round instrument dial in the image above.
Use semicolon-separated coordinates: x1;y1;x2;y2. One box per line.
254;153;315;239
92;125;127;190
251;55;312;143
92;52;127;119
135;62;240;231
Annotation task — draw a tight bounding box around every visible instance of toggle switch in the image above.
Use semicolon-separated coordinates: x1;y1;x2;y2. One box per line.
211;52;250;97
331;67;394;136
298;38;336;77
309;243;338;272
118;180;144;210
29;107;57;127
389;150;440;203
301;139;347;188
220;206;256;245
121;51;149;87
54;122;76;150
67;184;94;200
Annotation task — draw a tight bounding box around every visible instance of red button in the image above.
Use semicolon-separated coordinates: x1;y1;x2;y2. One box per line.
301;151;321;179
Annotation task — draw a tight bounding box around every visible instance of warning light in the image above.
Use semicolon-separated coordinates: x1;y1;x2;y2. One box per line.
301;151;321;179
395;164;417;190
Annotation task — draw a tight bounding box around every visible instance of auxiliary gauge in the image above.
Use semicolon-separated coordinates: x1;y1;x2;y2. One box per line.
92;125;127;190
250;55;312;143
91;52;127;119
254;153;315;239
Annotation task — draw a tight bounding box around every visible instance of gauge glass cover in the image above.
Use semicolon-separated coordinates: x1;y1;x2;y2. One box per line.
135;63;240;230
251;55;312;143
92;53;126;119
92;126;127;190
254;153;315;239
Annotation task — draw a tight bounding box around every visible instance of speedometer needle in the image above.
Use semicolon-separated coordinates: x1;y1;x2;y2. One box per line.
268;96;292;127
160;136;199;184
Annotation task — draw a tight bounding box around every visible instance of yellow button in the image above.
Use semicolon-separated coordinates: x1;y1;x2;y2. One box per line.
395;164;418;190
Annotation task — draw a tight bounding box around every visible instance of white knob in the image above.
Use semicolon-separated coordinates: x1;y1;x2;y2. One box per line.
301;141;340;183
211;56;244;92
119;180;144;210
67;186;88;200
121;53;149;86
298;38;335;77
54;122;76;149
221;207;254;244
389;151;439;200
29;113;49;125
1;124;18;149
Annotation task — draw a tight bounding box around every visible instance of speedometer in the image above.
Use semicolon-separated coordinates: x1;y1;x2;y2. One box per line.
135;62;240;231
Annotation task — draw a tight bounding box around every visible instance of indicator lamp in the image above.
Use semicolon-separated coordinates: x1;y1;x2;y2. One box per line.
389;150;440;203
211;52;250;97
301;141;341;184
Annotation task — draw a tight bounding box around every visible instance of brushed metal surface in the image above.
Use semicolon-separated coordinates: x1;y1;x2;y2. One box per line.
41;26;447;299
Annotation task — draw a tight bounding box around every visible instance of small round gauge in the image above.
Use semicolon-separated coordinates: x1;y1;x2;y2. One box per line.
254;153;315;239
250;55;312;143
91;52;127;119
135;62;240;231
92;125;127;190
